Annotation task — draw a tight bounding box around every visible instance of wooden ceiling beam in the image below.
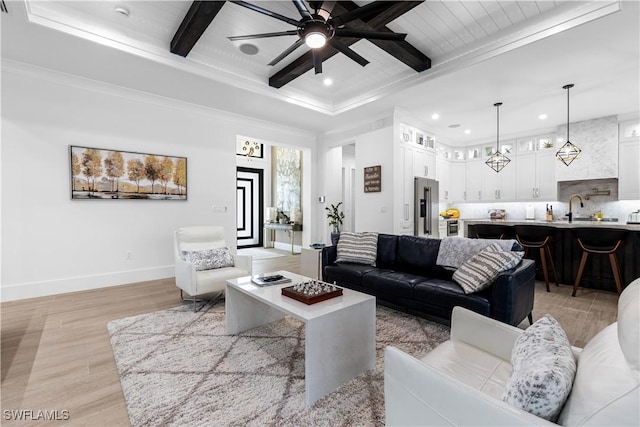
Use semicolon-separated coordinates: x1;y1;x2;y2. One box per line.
171;1;226;57
269;1;430;88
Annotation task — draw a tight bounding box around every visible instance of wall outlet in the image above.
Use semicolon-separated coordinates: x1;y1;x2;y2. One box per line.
125;250;133;261
212;205;227;212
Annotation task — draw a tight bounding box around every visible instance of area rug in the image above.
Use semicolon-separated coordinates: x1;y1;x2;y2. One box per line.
107;303;449;427
237;247;286;260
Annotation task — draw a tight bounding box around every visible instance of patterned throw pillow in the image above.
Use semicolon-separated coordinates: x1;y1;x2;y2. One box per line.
335;231;378;265
503;315;576;421
452;243;524;294
182;248;234;271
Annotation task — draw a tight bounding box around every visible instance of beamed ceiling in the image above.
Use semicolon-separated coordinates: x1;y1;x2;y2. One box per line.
3;1;639;144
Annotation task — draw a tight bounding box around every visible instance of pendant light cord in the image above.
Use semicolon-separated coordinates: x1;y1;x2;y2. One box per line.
494;102;502;153
563;84;574;142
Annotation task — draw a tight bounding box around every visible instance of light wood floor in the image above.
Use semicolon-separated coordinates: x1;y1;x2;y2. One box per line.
1;250;618;426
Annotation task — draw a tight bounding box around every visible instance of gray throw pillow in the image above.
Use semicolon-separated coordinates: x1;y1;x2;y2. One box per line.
335;231;378;265
503;315;576;421
182;247;234;271
452;243;524;294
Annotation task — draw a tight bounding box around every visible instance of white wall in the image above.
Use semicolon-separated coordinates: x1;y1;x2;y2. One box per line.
354;125;395;233
1;61;315;301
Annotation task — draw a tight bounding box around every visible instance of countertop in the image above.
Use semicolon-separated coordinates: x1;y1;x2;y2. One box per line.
463;218;640;231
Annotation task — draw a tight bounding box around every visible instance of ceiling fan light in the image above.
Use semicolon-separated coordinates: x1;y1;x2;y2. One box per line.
305;32;326;48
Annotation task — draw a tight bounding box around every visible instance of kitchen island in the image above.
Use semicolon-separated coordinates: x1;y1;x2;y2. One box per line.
464;219;640;293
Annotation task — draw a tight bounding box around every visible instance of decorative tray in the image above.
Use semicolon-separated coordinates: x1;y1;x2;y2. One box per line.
281;280;343;305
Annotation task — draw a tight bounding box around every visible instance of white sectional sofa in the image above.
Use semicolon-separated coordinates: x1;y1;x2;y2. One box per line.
384;278;639;426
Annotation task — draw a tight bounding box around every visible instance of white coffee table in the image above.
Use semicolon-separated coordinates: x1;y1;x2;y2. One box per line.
225;271;376;406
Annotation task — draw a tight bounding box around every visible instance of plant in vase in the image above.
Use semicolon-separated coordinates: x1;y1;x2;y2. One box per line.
325;202;345;245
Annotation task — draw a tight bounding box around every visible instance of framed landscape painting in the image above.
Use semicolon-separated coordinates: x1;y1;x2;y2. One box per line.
70;146;187;200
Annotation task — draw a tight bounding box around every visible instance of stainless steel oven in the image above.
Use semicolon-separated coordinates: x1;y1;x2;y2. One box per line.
447;220;459;236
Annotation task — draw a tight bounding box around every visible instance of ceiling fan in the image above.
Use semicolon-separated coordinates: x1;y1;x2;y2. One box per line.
227;0;409;74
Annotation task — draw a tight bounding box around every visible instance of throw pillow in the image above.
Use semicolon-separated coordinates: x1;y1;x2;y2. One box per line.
335;231;378;265
452;244;524;294
182;247;234;271
503;315;576;422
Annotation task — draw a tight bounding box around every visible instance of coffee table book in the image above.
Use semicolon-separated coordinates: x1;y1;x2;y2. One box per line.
251;274;291;286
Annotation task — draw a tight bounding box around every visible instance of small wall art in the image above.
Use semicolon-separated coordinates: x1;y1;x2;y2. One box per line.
364;165;382;193
236;140;263;158
70;145;187;200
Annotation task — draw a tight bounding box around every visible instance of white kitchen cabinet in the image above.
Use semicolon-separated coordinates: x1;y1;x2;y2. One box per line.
516;150;556;200
481;158;517;201
619;140;640;200
465;161;483;201
414;148;436;179
436;157;451;202
394;143;414;235
449;162;466;202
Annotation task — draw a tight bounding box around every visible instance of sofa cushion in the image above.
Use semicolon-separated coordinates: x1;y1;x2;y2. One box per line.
362;270;425;299
413;279;491;317
323;263;376;287
453;244;524;294
503;315;576;422
336;231;378;265
182;248;234;271
396;236;445;276
376;234;399;269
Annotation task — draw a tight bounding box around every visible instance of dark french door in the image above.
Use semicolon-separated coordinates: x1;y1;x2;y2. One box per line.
236;167;263;248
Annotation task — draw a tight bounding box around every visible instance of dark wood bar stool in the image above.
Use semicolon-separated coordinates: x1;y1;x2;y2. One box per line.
571;228;628;296
514;225;559;292
473;224;508;239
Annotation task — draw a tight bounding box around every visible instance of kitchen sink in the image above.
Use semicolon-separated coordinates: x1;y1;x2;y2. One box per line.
558;217;619;222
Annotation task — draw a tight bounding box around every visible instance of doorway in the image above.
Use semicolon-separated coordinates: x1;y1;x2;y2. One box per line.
236;167;263;248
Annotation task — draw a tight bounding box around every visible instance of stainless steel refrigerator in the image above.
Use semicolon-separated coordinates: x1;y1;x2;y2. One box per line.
414;177;439;238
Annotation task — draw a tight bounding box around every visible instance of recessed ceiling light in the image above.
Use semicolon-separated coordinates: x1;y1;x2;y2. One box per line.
431;113;439;120
115;6;130;17
239;43;259;55
464;129;471;135
448;124;460;128
539;114;548;120
323;77;333;86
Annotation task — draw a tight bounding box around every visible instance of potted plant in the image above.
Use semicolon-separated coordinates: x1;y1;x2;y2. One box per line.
325;202;345;245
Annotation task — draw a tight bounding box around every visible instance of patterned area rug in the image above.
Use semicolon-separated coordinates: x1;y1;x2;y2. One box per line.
107;303;449;427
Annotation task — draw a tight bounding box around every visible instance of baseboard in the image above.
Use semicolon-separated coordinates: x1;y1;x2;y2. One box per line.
0;265;174;302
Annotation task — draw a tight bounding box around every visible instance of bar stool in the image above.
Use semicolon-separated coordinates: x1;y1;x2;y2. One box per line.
514;225;559;292
571;228;628;296
473;224;508;239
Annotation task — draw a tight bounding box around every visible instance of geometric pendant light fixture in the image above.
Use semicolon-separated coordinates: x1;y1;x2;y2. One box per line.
556;83;581;166
485;102;511;172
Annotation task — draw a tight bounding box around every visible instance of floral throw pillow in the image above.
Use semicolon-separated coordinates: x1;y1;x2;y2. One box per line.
182;248;234;271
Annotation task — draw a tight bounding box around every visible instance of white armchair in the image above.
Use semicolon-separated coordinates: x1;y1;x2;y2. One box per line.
385;278;639;426
174;226;252;311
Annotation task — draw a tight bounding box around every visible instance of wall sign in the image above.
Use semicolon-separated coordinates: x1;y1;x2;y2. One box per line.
364;165;382;193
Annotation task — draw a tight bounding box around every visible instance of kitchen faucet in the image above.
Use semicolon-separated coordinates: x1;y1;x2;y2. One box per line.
566;194;584;223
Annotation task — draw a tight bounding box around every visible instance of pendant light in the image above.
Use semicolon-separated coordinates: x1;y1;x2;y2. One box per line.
486;102;510;173
556;84;581;166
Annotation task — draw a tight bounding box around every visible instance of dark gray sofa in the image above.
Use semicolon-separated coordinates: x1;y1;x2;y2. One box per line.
321;234;535;326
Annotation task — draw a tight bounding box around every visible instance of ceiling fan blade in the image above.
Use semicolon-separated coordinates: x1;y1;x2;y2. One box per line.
268;39;306;66
312;49;323;74
334;28;407;41
329;39;369;67
317;1;336;20
330;1;396;27
228;30;298;41
292;0;312;19
230;1;300;26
